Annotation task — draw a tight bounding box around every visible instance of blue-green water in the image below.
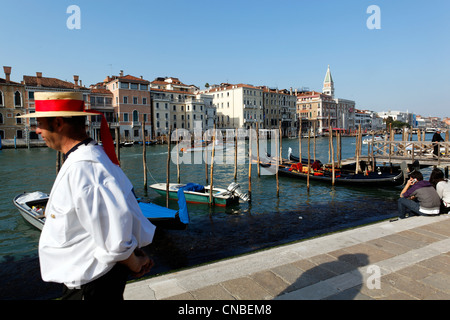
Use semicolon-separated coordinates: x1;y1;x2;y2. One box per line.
0;135;432;299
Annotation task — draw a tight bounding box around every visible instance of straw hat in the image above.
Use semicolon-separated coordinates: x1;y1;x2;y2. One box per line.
17;91;98;118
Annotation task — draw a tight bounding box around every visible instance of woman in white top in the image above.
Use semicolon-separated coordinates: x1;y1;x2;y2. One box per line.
430;168;450;214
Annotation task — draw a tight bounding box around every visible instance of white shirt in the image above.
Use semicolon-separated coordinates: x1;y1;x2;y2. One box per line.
39;142;156;288
436;180;450;207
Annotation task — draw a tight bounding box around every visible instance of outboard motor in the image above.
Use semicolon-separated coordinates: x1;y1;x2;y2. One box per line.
227;182;250;202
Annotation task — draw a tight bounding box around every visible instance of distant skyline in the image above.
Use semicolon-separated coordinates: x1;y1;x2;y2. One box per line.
1;0;449;118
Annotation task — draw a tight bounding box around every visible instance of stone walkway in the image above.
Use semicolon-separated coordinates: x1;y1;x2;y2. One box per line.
124;214;450;300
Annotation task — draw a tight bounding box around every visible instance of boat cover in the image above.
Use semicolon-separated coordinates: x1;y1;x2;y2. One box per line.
182;183;205;192
139;187;189;224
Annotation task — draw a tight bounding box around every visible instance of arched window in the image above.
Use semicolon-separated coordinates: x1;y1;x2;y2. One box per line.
14;91;22;107
16;113;22;124
133;110;139;122
0;90;4;106
0;113;3;124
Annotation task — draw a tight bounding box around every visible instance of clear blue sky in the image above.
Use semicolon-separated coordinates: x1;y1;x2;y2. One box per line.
1;0;449;118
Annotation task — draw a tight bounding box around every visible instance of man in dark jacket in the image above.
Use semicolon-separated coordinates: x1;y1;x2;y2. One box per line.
432;130;444;156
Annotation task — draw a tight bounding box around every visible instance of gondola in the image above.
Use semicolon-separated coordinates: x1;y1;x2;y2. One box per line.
13;189;190;231
263;150;407;187
276;165;405;187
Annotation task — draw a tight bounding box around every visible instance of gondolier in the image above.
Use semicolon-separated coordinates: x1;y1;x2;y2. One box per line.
16;92;156;300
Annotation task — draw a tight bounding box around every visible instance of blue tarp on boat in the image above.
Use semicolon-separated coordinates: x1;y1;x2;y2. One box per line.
139;187;189;224
182;183;205;193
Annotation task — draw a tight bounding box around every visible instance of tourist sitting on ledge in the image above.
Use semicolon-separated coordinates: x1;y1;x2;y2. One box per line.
429;168;450;214
397;170;441;219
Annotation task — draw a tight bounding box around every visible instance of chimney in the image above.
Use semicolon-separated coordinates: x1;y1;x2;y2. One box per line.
119;70;124;77
73;75;79;88
3;66;11;83
36;72;42;87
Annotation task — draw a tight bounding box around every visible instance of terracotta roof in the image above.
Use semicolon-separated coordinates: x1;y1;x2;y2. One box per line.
0;78;22;85
150;87;196;96
90;88;112;95
23;75;89;91
119;75;149;83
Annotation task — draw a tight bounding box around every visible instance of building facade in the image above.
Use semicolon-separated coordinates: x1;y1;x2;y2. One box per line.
202;83;264;131
103;71;151;142
262;87;297;137
0;66;27;141
150;77;211;136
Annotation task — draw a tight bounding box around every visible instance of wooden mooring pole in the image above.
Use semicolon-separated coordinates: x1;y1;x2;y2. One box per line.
166;127;171;208
209;125;216;206
276;129;279;197
248;128;252;201
234;128;238;180
307;131;311;192
143;122;147;191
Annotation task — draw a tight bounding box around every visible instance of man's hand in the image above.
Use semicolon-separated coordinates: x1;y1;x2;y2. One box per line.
119;248;154;278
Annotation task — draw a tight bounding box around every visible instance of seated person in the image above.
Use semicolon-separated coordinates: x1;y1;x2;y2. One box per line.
397;170;441;219
429;168;450;214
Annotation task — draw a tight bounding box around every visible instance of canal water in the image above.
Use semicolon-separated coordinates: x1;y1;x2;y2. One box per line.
0;134;433;299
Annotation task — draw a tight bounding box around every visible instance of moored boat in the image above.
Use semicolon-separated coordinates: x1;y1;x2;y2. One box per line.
150;182;249;206
13;189;190;230
276;165;405;187
263;149;407;187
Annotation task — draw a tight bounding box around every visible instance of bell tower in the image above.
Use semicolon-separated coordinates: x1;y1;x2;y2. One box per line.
322;65;334;98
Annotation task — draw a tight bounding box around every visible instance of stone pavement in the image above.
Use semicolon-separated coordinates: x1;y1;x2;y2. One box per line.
124;214;450;300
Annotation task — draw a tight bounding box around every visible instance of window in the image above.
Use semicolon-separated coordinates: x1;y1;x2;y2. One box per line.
130;83;138;90
28;91;34;101
14;91;22;107
133;97;138;104
0;91;3;106
123;96;128;104
120;82;129;89
123;113;129;122
96;97;104;105
133;110;139;122
140;84;148;91
143;97;147;105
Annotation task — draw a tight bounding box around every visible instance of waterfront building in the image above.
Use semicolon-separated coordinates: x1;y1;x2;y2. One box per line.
377;111;408;124
296;90;337;134
149;77;211;136
261;86;297;137
102;71;151;142
202;83;264;131
0;66;27;141
354;109;375;132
